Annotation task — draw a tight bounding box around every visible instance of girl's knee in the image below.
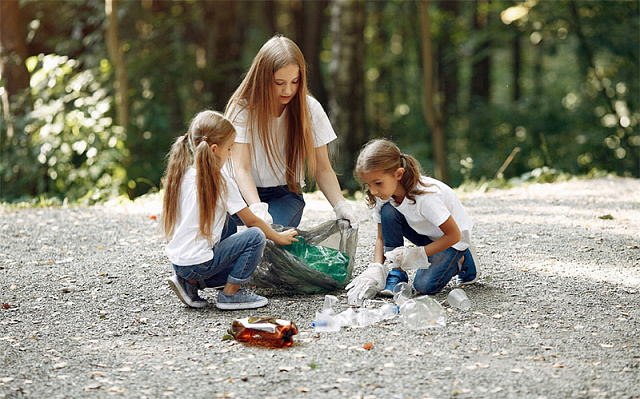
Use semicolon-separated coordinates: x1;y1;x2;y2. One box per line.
247;227;266;244
413;278;442;295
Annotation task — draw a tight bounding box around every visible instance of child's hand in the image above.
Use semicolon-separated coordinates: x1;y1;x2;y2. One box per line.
274;228;299;246
384;246;430;270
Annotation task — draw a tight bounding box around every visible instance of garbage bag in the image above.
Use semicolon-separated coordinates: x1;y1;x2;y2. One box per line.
248;219;358;294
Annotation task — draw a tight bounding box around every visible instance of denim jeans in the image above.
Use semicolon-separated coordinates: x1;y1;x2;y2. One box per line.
257;185;305;228
380;202;471;295
172;226;266;289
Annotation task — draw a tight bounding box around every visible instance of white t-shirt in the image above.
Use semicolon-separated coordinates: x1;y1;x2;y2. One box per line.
165;164;247;266
228;95;337;187
372;176;473;251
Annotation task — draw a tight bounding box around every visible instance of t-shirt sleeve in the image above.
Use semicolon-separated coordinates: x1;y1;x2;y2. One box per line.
418;190;451;228
222;163;247;215
372;197;390;224
308;96;337;147
227;104;251;144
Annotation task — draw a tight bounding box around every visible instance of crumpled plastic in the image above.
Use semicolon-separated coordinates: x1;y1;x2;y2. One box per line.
345;262;389;306
248;219;358;294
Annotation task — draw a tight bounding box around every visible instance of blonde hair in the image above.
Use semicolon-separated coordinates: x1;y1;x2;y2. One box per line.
225;34;315;193
354;139;428;207
161;111;235;244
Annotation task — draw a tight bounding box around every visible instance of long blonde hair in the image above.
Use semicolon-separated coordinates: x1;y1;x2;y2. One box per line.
161;111;235;244
354;139;428;207
225;34;315;193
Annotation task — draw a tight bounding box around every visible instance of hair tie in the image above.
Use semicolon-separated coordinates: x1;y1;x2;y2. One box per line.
400;154;406;167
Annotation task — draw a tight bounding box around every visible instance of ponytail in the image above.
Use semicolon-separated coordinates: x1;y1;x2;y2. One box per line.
399;153;426;204
161;134;191;240
194;140;226;245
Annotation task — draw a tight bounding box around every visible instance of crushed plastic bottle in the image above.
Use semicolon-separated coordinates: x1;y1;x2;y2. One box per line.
228;317;298;347
312;312;341;332
399;296;446;330
356;304;399;327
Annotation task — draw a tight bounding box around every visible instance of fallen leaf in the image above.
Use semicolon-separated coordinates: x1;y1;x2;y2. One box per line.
1;304;10;309
363;342;373;350
149;215;157;220
598;214;614;220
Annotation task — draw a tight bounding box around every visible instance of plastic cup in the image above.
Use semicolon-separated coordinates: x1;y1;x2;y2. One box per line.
322;295;338;314
447;288;471;311
392;282;414;305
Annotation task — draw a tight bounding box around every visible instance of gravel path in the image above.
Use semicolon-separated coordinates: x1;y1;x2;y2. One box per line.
1;176;639;398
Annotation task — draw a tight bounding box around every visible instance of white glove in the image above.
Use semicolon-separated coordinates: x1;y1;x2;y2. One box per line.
334;201;359;230
345;262;388;305
384;246;430;270
249;202;273;225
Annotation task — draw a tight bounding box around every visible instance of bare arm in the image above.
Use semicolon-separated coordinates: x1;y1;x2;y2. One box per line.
374;223;385;264
231;143;261;206
236;207;299;245
313;145;346;207
423;216;461;257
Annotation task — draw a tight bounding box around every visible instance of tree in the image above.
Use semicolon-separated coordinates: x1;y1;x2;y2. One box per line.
419;0;449;183
105;0;129;129
328;0;366;191
470;0;491;102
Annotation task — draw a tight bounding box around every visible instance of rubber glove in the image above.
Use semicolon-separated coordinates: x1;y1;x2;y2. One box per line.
384;246;431;270
249;202;273;225
333;201;359;230
345;262;388;306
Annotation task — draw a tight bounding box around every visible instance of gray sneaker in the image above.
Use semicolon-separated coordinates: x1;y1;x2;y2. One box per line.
168;275;208;308
216;288;268;310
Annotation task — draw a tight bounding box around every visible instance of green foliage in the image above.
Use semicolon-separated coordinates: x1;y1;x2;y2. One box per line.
0;54;128;203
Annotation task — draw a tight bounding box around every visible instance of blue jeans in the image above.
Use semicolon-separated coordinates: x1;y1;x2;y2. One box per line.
172;226;266;289
380;202;471;295
258;185;305;227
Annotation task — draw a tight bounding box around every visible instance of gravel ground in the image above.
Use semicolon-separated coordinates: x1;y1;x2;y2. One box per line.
1;176;639;399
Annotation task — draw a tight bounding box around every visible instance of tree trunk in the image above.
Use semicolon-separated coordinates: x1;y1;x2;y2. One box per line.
438;0;459;116
300;0;329;108
419;0;449;184
0;0;30;101
328;0;365;192
204;0;244;109
511;25;521;101
105;0;129;129
470;0;491;102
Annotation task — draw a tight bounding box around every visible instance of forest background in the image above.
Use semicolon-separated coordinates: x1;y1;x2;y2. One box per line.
0;0;638;204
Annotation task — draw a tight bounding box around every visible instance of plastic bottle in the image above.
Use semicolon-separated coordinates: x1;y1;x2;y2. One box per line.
335;308;357;327
399;296;446;330
356;304;399;327
312;312;341;332
229;317;298;348
447;288;471;311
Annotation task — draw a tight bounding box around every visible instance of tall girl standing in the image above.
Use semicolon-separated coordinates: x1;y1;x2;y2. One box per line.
162;110;297;310
354;139;479;296
225;34;357;229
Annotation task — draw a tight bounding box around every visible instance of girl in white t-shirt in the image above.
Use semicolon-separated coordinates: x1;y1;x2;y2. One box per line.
161;111;298;310
354;139;479;296
225;34;357;229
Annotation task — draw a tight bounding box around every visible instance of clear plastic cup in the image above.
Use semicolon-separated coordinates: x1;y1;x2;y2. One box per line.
447;288;471;311
392;282;414;305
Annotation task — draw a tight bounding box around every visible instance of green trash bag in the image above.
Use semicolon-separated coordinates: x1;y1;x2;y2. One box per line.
248;220;358;294
282;236;349;285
